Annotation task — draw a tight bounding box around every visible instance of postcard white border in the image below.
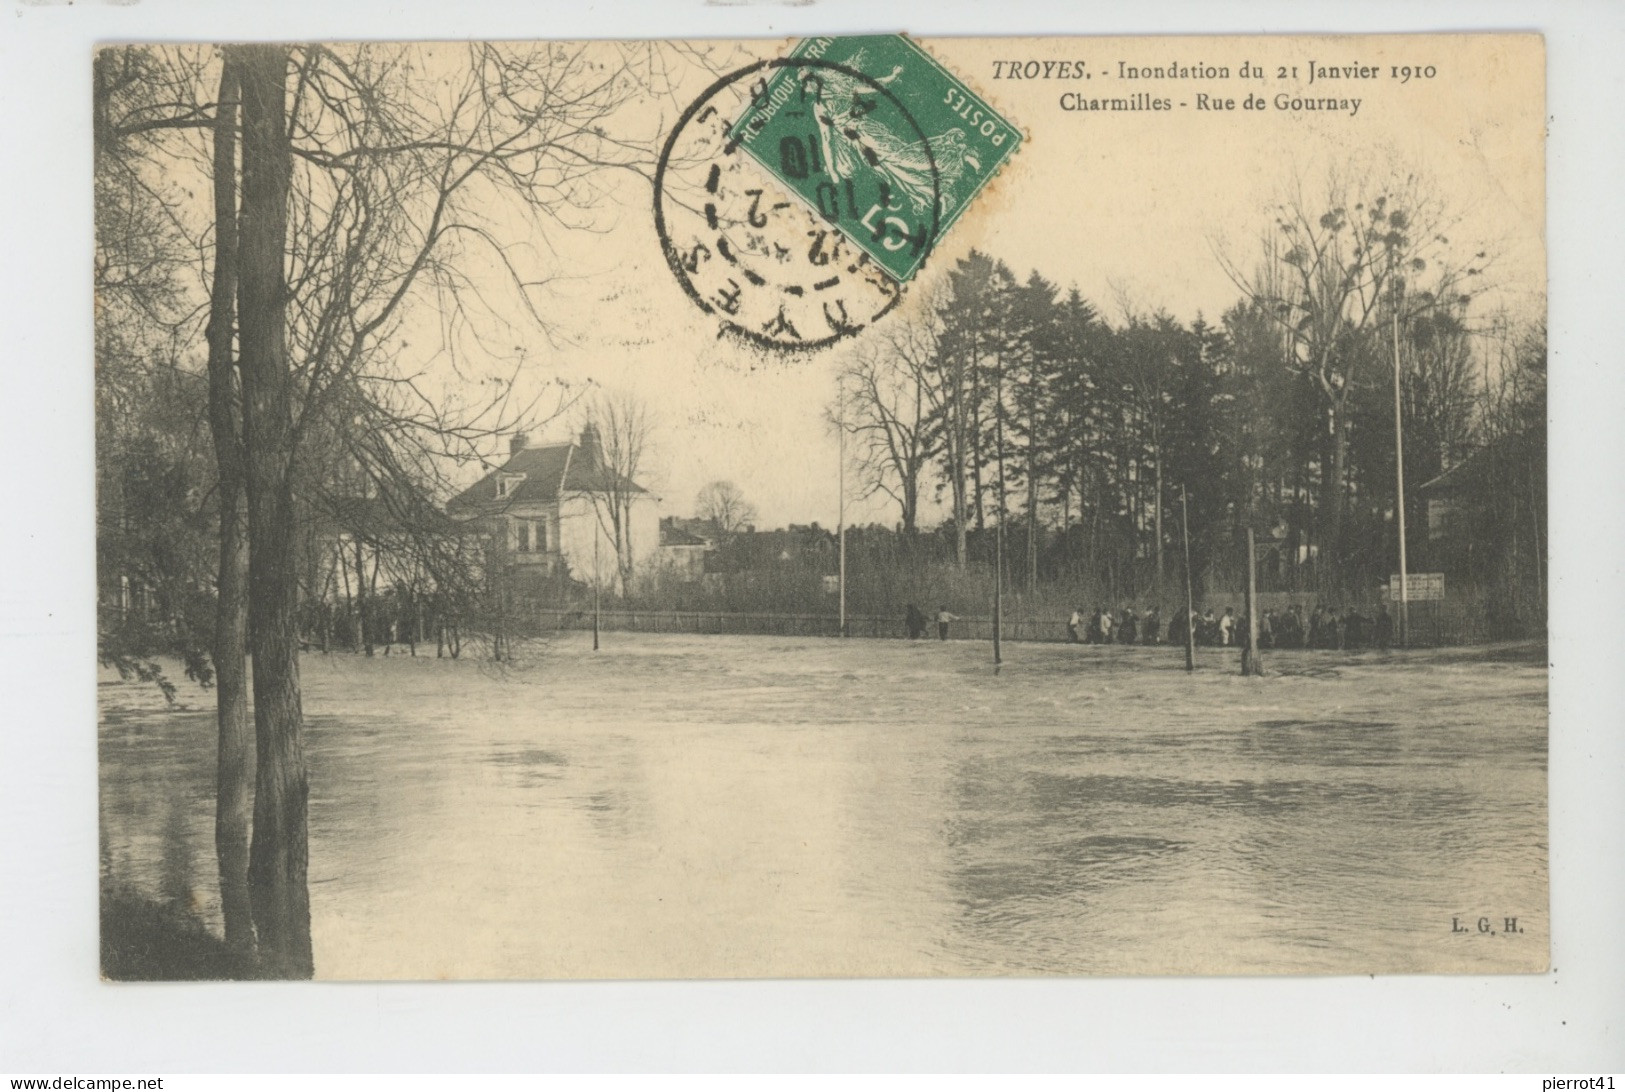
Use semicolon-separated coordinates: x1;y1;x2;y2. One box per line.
2;0;1620;1073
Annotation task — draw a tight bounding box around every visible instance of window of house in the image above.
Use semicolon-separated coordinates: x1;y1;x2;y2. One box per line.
512;518;548;554
496;472;525;499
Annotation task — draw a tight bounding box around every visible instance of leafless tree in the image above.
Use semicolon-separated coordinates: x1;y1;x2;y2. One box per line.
202;55;254;956
93;45;258;958
96;39;701;976
834;317;939;535
695;480;758;540
580;390;655;593
230;42;687;973
898;285;969;567
1218;163;1485;584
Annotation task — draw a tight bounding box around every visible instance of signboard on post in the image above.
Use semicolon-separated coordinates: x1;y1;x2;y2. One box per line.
1390;572;1445;601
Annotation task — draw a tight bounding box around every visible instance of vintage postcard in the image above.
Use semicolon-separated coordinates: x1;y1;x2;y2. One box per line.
95;33;1547;980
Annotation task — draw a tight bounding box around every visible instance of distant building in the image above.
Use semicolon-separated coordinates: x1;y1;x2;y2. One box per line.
658;517;713;583
1415;428;1543;551
446;427;659;596
308;491;459;605
724;524;836;572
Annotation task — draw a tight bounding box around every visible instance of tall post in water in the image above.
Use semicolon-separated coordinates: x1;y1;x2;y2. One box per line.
993;524;1003;666
1181;484;1196;673
993;357;1006;668
838;383;847;638
1243;526;1263;676
1391;270;1410;648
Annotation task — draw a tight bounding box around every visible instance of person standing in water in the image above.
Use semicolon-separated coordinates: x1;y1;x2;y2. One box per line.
1119;607;1139;646
904;603;925;640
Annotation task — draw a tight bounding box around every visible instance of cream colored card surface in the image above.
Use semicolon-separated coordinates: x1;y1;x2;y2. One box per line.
96;34;1546;980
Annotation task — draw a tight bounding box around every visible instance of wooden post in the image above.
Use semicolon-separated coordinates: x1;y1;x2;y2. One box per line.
993;552;1003;666
1181;484;1196;673
1391;277;1410;649
838;383;848;638
1243;526;1263;676
592;530;601;651
993;347;1006;669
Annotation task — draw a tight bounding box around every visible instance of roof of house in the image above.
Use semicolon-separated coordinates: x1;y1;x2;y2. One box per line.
312;490;467;539
1416;460;1468;497
446;436;646;515
660;524;711;547
1416;428;1543;497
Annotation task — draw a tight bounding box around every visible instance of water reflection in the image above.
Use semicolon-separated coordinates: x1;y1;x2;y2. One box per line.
99;638;1548;978
157;796;196;912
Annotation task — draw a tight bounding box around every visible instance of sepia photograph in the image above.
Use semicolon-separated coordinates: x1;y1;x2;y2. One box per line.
90;32;1551;985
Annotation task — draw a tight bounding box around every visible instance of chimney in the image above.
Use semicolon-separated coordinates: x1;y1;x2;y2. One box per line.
509;432;528;456
579;422;602;467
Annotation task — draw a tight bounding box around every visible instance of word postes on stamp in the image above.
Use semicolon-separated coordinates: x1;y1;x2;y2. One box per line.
732;35;1023;285
654;37;1022;351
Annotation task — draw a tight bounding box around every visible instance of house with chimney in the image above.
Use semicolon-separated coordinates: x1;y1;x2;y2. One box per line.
446;426;659;597
657;516;715;584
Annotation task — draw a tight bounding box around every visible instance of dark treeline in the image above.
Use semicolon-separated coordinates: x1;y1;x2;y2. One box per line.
810;185;1545;633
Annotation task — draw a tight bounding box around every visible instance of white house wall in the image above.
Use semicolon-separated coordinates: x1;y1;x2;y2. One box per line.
558;493;661;593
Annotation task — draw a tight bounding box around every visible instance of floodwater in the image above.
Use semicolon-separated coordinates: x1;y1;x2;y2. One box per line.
99;634;1549;978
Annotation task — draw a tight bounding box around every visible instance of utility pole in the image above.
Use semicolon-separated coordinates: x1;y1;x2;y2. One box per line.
838;381;847;638
993;526;1003;666
1243;526;1263;675
993;358;1006;668
1181;483;1195;673
1243;383;1264;676
1391;269;1410;648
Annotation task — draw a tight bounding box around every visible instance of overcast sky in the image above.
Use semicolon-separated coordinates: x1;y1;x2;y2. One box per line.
418;34;1545;529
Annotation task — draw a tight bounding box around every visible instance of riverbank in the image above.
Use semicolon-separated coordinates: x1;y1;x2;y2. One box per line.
100;884;256;980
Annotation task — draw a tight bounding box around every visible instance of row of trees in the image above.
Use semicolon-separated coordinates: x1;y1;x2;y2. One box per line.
835;174;1544;611
96;43;688;976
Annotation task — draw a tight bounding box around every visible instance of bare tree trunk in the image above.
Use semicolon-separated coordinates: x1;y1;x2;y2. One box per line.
904;381;922;535
204;56;254;962
951;360;968;568
1324;404;1350;592
410;591;420;656
335;540;355;649
436;594;446;658
1026;450;1038;593
236;43;312;979
354;537;372;656
967;334;987;536
951;468;967;567
616;504;635;594
1153;425;1164;587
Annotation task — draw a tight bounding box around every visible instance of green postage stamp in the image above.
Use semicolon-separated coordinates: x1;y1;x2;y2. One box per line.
729;35;1023;283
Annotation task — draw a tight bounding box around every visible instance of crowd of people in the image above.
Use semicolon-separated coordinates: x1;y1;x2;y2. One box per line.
905;600;1397;651
1066;603;1395;651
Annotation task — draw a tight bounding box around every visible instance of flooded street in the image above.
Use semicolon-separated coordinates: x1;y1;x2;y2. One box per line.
99;635;1548;978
